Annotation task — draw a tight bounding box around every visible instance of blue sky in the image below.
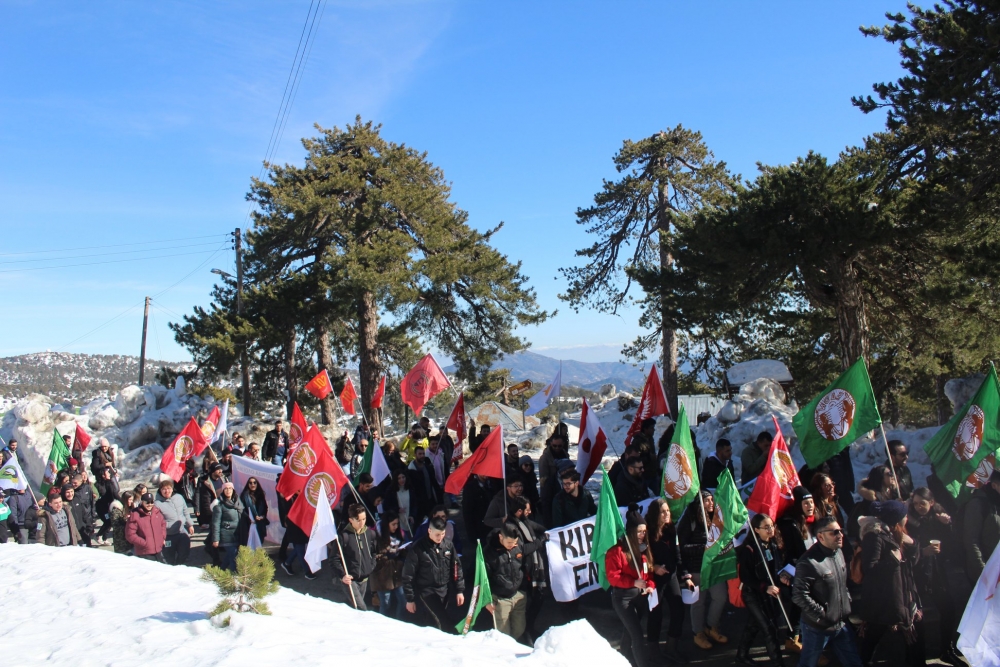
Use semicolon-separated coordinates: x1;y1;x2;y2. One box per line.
1;1;904;364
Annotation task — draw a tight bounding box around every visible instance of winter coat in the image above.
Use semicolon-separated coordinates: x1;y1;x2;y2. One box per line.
738;537;784;605
614;472;652;508
648;523;688;586
859;517;919;627
89;447;115;477
109;502;131;553
155;492;193;535
239;491;269;543
484;490;518;529
677;507;713;574
95;477;120;520
370;531;406;593
512;517;548;590
740;444;768;485
551;489;597;527
700;455;735;490
125;505;167;556
906;504;953;599
792;541;852;631
210;497;244;546
408;460;443;509
74;483;97;529
401;535;464;602
197;474;227;521
262;429;289;463
331;525;378;581
38;505;81;546
777;515;816;564
178;472;198;506
519;467;541;517
604;542;653;590
66;493;93;533
483;530;525;599
461;477;496;545
963;484;1000;580
537;447;567;488
397;435;428;464
4;490;37;529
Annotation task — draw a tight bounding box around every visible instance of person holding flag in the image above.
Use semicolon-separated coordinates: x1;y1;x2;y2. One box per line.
678;489;731;650
605;507;656;667
483;521;528;640
736;513;792;667
330;504;378;610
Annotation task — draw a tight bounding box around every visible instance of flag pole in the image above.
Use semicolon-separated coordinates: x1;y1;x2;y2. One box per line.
747;522;794;633
879;424;902;498
334;536;359;609
601;461;642;572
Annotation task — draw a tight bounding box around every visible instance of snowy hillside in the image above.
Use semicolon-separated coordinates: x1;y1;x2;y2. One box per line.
446;350;649;391
0;545;625;667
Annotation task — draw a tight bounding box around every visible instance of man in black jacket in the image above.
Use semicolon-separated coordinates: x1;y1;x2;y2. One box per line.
700;439;735;491
792;517;862;667
885;440;914;501
69;473;97;546
330;504;378;610
261;420;289;464
964;470;1000;582
402;516;465;632
551;468;596;527
483;521;526;640
614;456;652;507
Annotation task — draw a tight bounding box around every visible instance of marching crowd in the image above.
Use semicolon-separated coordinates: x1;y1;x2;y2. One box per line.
2;414;999;667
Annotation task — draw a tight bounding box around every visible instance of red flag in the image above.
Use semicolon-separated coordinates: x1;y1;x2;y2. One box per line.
277;425;332;499
575;399;609;484
445;424;505;494
159;417;208;482
200;405;221;442
746;416;801;519
305;370;334;399
73;423;92;452
401;354;451;416
371;376;386;409
446;393;467;464
340;377;358;416
624;364;670;446
287;437;351;533
289;402;308;450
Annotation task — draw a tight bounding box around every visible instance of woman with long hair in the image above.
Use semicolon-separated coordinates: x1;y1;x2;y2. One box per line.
849;465;898;543
736;513;789;666
370;513;407;619
606;507;656;667
644;498;692;663
678;491;730;650
858;500;922;667
239;477;268;544
809;474;846;527
777;486;816;564
383;470;416;537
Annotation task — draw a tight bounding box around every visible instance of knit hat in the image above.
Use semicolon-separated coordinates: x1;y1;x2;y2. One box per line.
872;499;907;526
69;458;78;466
625;505;647;532
210;463;223;473
555;459;575;473
221;481;235;491
519;455;532;466
792;486;813;504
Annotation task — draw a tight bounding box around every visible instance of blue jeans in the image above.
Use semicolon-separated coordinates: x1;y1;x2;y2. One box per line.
799;623;862;667
220;544;239;571
283;542;307;573
378;587;406;619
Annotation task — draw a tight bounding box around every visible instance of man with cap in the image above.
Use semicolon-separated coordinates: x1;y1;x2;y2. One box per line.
219;447;234;477
126;492;167;562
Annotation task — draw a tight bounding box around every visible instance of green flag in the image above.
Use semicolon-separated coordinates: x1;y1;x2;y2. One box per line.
923;364;1000;502
662;405;701;517
457;540;493;634
590;470;626;590
701;468;749;588
793;357;882;468
41;430;70;495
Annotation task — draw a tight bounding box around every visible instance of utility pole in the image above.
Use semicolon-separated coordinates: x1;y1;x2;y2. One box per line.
138;296;150;386
236;227;251;416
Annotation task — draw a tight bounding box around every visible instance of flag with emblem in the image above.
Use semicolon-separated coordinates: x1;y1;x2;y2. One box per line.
575;398;608;484
624;364;670;446
41;430;71;495
201;405;221;443
793;357;882;468
591;471;626;590
289;402;308;451
0;455;28;491
287;432;350;532
305;370;334;400
401;354;451;416
747;416;801;519
662;405;700;517
701;469;749;588
340;377;359;416
924;364;1000;501
445;393;467;464
278;425;339;500
457;540;494;634
159;417;209;481
73;423;92;452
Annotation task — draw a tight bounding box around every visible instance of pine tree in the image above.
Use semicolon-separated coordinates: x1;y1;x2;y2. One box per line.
201;546;280;617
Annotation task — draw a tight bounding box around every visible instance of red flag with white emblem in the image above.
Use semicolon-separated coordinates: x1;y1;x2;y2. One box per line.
401;354;451;416
287;433;351;533
159;417;208;481
746;416;801;519
575;399;609;484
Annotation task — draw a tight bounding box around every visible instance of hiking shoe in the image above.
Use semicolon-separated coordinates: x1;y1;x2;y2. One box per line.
693;632;713;650
304;571;317;580
280;562;294;576
706;627;728;644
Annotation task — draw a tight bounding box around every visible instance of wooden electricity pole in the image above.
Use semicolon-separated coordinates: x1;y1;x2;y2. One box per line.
236;227;251;416
138;296;150;385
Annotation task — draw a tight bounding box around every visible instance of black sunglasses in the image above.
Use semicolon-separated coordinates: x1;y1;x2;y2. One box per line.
820;528;844;536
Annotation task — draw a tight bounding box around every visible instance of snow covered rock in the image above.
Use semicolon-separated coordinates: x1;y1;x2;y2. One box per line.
114;385;149;425
88;404;120;431
945;375;983;413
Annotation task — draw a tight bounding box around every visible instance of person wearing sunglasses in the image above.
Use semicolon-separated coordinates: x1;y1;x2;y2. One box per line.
736;514;789;666
791;517;862;667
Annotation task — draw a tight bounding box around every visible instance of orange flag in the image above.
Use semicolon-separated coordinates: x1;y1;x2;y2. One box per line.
340;377;358;415
305;370;333;399
371;376;386;409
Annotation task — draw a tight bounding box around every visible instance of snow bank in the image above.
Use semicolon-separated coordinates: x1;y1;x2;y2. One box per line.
0;545;625;667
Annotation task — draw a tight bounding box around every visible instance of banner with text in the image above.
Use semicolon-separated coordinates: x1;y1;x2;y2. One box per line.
545;497;655;602
231;456;285;546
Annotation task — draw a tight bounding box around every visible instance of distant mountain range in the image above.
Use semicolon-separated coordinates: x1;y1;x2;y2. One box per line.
447;350;649;391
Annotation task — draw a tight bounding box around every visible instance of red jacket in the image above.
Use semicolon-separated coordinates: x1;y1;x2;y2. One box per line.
125;506;167;556
605;543;654;589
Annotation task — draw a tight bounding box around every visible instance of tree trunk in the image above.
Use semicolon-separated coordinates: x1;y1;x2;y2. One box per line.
935;374;948;425
657;180;679;416
356;289;381;433
315;328;337;425
830;259;870;370
283;330;298;419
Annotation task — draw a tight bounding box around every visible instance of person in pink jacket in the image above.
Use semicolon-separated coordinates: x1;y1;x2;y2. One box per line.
126;492;167;562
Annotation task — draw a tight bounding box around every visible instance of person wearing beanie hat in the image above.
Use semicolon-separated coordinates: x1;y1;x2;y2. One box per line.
858;499;921;666
606;505;655;667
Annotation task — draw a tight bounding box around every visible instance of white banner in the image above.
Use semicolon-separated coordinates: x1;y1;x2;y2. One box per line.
545;496;655;602
231;456;285;546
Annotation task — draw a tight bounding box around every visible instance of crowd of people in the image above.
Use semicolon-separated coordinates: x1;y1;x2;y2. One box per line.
3;412;999;667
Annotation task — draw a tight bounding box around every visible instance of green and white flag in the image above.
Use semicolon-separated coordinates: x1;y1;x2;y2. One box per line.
590;470;625;590
661;405;700;517
353;439;390;487
0;455;28;491
41;430;71;495
923;364;1000;502
793;357;882;468
701;469;749;589
457;540;494;634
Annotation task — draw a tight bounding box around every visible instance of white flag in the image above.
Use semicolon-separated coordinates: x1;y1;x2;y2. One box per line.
525;367;562;416
370;440;391;487
958;539;1000;667
305;480;338;573
0;456;28;491
210;399;229;446
575;399;608;484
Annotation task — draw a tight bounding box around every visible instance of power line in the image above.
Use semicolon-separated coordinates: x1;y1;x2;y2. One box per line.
0;240;228;266
0;248;224;274
0;233;229;258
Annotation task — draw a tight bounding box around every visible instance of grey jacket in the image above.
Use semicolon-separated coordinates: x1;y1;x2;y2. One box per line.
792;542;852;631
155;492;194;535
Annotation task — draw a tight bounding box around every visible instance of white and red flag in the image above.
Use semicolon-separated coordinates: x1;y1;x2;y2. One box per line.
575;399;609;484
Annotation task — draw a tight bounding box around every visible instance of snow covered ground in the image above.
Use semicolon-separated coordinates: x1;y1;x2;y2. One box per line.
0;544;626;667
